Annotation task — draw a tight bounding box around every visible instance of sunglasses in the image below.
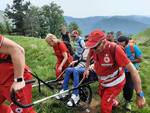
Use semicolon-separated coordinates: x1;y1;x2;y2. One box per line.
71;35;76;38
92;41;102;50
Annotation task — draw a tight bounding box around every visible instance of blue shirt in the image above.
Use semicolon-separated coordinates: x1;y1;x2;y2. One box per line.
125;44;142;72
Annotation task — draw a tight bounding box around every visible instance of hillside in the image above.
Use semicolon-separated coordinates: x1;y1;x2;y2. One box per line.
94;17;150;34
4;34;150;113
135;28;150;45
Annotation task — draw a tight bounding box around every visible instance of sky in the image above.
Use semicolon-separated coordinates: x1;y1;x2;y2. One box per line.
0;0;150;18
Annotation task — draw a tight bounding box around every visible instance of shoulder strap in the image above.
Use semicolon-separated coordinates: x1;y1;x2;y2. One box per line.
0;55;12;63
63;41;74;55
109;43;121;75
129;43;134;53
109;43;117;61
129;43;135;57
78;38;83;48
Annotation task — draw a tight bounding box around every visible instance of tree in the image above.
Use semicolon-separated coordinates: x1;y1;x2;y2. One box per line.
24;6;41;37
5;0;30;35
0;23;6;34
41;2;65;37
4;19;12;34
68;22;82;35
0;16;12;34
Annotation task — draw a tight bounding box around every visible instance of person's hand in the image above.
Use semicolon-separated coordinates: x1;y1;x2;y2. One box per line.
58;65;62;72
89;64;94;71
10;80;25;92
70;60;78;67
136;96;146;108
83;68;90;79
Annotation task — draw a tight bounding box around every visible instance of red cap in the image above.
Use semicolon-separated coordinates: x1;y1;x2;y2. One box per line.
85;29;106;48
71;30;79;37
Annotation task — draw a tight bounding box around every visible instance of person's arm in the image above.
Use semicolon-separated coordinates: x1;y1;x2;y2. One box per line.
67;32;71;42
126;62;142;93
58;52;68;71
132;45;142;63
126;62;145;108
85;52;91;69
0;38;25;91
70;60;78;67
115;45;145;108
83;50;92;78
132;56;142;63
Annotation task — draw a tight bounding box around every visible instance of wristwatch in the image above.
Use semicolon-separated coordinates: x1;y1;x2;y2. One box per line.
137;91;144;98
14;77;24;82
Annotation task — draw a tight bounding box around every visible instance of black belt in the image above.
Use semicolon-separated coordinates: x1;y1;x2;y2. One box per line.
0;56;12;64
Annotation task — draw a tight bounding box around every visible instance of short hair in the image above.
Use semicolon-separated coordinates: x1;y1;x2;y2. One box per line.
45;33;57;40
117;36;129;45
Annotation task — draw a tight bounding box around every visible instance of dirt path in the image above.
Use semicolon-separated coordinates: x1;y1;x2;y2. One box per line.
76;98;100;113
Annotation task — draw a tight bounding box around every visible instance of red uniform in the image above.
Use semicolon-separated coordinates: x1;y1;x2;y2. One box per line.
0;35;36;113
89;41;130;113
53;41;73;78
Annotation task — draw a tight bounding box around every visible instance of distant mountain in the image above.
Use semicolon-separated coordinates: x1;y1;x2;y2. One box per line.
1;10;150;35
64;16;150;35
94;17;150;34
117;15;150;25
65;16;109;35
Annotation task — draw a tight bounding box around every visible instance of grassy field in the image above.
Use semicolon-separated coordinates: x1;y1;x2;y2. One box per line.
6;35;150;113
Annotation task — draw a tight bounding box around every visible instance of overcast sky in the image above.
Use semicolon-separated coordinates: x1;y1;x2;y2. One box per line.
0;0;150;18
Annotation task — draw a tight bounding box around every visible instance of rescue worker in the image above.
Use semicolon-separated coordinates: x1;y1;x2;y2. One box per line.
0;35;36;113
83;29;145;113
45;33;73;79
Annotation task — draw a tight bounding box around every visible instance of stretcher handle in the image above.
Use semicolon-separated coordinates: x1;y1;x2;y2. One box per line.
30;72;54;90
11;79;96;108
10;80;36;108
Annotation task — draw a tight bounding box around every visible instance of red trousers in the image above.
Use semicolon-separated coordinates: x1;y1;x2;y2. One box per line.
55;62;68;79
99;83;124;113
0;72;36;113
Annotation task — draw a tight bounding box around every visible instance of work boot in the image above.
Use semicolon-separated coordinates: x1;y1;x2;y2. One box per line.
67;94;80;107
125;101;132;111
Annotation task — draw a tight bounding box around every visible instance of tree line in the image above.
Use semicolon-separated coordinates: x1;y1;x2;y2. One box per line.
0;0;81;38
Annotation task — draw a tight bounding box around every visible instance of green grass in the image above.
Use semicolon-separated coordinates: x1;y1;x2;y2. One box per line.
134;28;150;46
5;35;150;113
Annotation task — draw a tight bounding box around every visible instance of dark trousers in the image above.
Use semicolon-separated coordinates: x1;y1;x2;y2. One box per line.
123;72;134;102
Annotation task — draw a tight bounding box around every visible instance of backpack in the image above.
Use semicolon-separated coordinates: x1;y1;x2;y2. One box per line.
63;41;74;56
109;43;118;65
